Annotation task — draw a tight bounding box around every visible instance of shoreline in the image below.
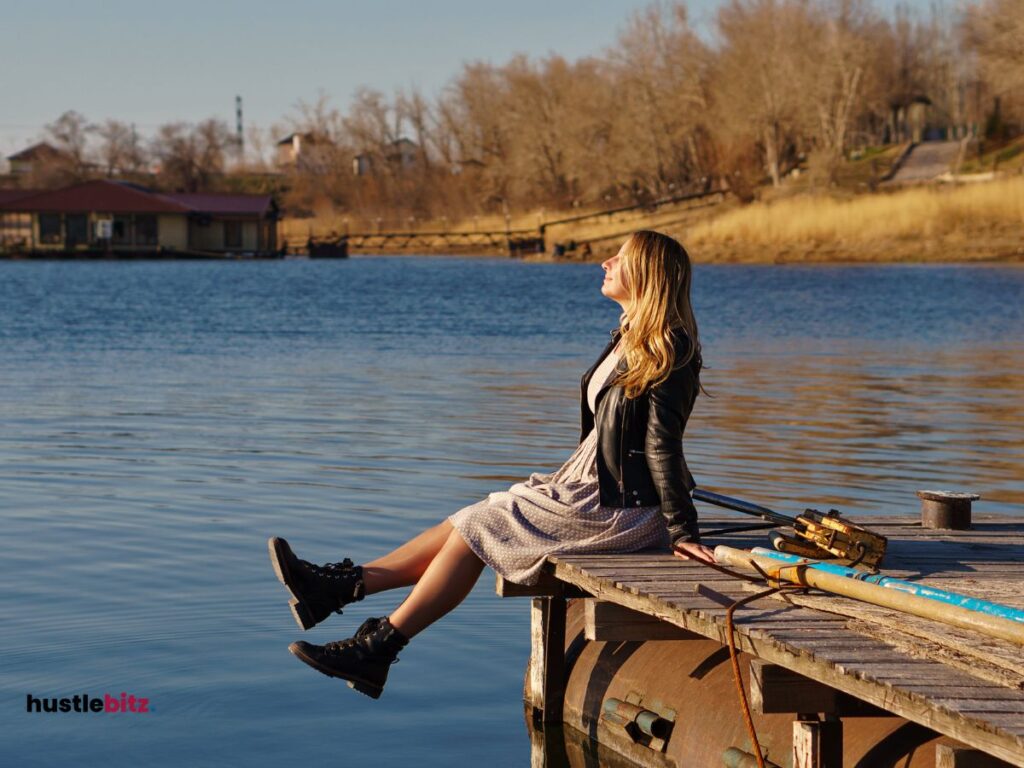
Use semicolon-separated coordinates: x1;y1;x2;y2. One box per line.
4;248;1022;265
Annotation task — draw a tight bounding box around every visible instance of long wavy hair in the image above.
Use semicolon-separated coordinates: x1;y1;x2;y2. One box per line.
613;230;702;399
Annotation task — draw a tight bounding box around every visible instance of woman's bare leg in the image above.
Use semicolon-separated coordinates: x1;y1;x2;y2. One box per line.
386;527;485;639
360;519;454;595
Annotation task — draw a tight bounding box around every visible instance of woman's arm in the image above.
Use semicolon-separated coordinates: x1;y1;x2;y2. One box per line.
644;357;701;544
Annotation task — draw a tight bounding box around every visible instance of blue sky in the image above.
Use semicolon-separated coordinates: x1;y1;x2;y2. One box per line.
2;0;934;160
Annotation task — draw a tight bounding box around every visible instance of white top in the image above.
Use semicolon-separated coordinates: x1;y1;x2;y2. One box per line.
587;344;621;415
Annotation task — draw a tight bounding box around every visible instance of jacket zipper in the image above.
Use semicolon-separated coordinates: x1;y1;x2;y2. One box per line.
618;396;626;506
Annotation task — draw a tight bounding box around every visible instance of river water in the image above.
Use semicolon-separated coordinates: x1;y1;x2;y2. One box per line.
1;257;1022;766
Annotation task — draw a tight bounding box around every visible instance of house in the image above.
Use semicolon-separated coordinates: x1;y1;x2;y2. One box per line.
6;142;68;177
276;132;311;168
0;180;278;257
353;138;420;177
276;132;333;172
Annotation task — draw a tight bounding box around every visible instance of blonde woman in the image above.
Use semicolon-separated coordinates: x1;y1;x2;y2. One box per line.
268;229;711;699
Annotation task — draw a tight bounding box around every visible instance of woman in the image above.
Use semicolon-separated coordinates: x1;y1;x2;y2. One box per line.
268;230;712;700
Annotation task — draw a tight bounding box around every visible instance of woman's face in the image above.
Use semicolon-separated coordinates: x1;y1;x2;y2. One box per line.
601;241;631;308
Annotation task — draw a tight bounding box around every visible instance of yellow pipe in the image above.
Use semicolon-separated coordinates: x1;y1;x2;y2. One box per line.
713;546;1024;646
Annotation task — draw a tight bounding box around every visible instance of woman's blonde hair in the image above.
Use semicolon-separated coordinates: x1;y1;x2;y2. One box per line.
613;230;702;399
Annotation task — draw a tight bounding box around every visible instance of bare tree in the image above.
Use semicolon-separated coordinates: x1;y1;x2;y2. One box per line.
608;2;712;197
713;0;807;187
96;120;147;177
151;119;231;192
438;62;515;206
195;119;232;178
965;0;1024;124
288;90;348;144
46;110;95;180
795;0;879;182
396;86;436;170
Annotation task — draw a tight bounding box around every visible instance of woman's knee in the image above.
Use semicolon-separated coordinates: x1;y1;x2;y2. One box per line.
444;527;483;563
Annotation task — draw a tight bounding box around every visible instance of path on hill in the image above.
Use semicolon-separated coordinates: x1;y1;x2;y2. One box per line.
888;140;962;183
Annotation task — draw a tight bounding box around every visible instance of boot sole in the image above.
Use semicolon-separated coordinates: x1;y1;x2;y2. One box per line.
268;537;317;631
288;642;384;699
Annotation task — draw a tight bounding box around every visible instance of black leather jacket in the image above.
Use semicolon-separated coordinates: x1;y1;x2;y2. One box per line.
579;326;702;543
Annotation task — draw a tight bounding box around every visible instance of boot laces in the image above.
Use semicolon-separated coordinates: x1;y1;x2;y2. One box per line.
308;557;366;607
323;617;377;654
311;557;355;578
322;619;401;664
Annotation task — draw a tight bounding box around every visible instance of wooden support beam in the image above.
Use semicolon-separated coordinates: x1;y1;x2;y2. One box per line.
753;660;838;714
936;745;1016;768
497;572;589;598
585;600;701;641
529;597;567;724
793;716;843;768
751;660;892;717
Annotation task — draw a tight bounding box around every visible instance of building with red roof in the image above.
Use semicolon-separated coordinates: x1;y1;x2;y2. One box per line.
0;180;278;257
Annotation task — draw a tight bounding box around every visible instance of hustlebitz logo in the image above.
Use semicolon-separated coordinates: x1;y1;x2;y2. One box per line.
26;693;151;714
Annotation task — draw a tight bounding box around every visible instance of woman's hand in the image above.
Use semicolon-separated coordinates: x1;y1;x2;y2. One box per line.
672;541;716;564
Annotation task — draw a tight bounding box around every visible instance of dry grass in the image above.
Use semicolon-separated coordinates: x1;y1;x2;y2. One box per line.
683;175;1024;261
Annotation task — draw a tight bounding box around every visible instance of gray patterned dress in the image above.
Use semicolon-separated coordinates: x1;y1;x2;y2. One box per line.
448;348;670;586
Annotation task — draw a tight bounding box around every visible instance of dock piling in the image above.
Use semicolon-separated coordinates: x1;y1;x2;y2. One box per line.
793;715;843;768
529;597;567;724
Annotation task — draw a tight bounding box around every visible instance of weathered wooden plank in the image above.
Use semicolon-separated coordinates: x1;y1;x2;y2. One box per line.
588;569;730;581
497;571;590;598
584;600;700;641
618;587;742;604
894;686;1024;702
552;557;679;569
807;648;919;663
846;619;1024;690
750;586;1024;687
930;700;1024;713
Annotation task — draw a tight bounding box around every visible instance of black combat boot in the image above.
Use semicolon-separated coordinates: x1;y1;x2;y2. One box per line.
288;616;410;699
268;537;367;630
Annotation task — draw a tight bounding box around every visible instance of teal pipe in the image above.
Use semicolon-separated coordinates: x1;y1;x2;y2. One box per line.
722;746;781;768
750;547;1024;624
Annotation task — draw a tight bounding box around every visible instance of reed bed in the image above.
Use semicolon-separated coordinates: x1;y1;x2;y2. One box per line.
686;176;1024;248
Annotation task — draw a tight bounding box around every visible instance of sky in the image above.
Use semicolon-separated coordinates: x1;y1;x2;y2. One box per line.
3;0;935;162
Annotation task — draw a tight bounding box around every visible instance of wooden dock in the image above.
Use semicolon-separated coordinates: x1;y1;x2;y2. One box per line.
499;514;1024;767
295;188;728;258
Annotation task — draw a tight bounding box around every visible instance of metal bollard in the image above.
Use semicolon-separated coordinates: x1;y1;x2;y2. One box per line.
917;490;980;530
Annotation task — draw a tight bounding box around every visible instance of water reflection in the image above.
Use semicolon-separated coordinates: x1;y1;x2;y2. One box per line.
525;711;647;768
688;344;1024;514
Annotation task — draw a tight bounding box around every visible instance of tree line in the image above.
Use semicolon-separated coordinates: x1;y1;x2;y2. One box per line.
16;0;1024;221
